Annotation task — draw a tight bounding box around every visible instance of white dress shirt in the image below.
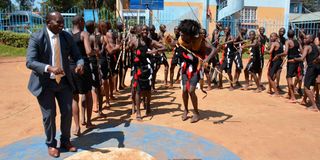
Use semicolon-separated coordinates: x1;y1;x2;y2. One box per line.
45;27;64;79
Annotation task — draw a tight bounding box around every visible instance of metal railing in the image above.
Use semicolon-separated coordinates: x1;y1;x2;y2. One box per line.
290;21;320;37
0;6;116;34
0;7;81;33
218;19;286;36
1;5;318;38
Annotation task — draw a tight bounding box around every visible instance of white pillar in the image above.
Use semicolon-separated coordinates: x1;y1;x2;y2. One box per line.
284;0;290;34
119;0;124;19
137;10;140;25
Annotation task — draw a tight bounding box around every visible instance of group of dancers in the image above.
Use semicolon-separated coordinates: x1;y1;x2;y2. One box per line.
203;24;320;112
25;11;320;158
68;16;320;135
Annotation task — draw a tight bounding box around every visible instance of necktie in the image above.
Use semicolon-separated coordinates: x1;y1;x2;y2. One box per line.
53;35;63;84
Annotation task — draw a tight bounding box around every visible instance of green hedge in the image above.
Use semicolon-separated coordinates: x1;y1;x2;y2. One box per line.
0;31;30;48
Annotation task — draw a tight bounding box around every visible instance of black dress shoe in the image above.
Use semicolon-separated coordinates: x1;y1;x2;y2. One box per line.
60;142;77;152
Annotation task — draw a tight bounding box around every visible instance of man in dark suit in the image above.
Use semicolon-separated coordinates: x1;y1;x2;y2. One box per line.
26;11;84;158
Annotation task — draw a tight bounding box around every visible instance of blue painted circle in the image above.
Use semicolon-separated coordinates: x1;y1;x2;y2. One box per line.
0;123;240;160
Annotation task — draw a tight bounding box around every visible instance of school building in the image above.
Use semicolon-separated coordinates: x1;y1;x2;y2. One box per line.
119;0;291;36
289;0;320;36
215;0;290;36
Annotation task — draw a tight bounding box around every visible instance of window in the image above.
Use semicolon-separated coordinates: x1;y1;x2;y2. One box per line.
293;4;299;13
240;7;257;23
218;0;228;10
124;16;146;26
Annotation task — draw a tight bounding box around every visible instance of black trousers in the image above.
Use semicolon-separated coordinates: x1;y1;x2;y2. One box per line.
36;77;73;147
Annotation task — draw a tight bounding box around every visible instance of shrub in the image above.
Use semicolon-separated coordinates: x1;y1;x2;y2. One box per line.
0;31;30;48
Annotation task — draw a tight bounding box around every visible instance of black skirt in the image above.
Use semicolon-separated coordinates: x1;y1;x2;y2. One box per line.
70;62;92;94
304;65;320;88
286;62;299;78
99;57;111;80
89;56;101;88
268;59;283;80
246;58;261;74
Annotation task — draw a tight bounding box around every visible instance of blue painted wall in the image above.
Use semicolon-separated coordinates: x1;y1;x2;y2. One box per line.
125;0;218;32
150;6;200;32
84;9;99;23
164;0;216;29
216;0;290;34
218;0;244;20
130;0;164;10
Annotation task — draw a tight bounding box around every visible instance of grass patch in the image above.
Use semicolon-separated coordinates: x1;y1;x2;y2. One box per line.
0;44;26;57
165;51;173;59
242;53;270;60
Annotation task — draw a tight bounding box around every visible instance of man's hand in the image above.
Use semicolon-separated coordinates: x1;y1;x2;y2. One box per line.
47;66;64;75
75;65;84;75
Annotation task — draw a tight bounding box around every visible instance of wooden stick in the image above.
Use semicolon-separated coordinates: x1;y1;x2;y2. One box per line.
176;44;204;61
177;43;236;84
213;67;235;84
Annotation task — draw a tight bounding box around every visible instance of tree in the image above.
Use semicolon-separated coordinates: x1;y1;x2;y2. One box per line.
0;0;11;10
33;7;39;12
46;0;78;12
16;0;35;10
303;0;320;12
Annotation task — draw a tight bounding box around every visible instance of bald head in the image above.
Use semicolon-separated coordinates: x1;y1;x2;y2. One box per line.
46;12;62;24
46;11;64;34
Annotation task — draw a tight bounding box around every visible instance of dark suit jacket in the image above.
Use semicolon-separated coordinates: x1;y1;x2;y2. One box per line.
26;27;84;97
